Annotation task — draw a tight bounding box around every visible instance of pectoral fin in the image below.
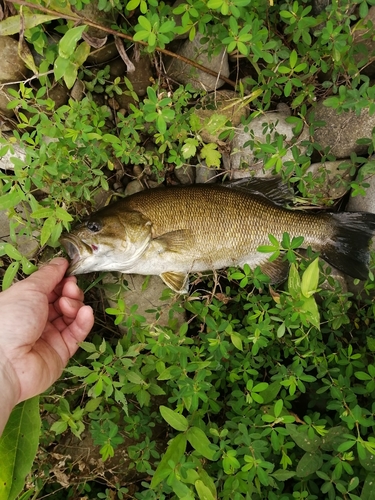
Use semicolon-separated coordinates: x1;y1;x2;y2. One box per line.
160;271;189;294
154;229;192;253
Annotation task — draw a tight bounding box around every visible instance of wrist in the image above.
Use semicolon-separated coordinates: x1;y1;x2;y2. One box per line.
0;356;20;435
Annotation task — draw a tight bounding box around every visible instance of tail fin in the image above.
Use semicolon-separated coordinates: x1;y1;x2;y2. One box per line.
321;212;375;280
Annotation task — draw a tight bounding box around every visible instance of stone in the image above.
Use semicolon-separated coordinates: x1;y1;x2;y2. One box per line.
0;36;28;83
86;41;119;64
0;204;39;258
0;85;17;118
104;273;186;333
353;6;375;78
75;2;117;39
174;164;195;184
346;168;375;213
195;162;218;183
305;160;354;200
194;90;249;143
166;32;229;91
0;138;26;171
124;180;144;196
230;107;296;177
308;100;375;159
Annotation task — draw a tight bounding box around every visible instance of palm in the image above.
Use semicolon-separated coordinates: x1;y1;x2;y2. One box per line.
0;259;94;404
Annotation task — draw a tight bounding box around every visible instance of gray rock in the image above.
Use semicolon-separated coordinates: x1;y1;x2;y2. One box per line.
124;180;144;196
230;108;295;177
174;164;195;184
75;1;117;39
166;32;229;91
104;273;186;333
195;90;249;143
311;0;330;15
195;162;218;183
0;85;17;118
0;36;28;83
86;41;119;64
0;139;26;171
353;6;375;78
0;204;39;258
305;160;353;200
110;54;152;98
346;169;375;213
308;100;375;159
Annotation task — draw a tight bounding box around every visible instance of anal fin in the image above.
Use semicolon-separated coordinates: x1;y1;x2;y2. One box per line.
260;256;290;284
160;271;189;294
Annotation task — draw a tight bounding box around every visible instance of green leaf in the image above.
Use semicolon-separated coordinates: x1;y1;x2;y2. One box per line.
195;480;216;500
160;406;189;432
72;41;90;66
230;333;243;351
151;433;187;488
79;341;97;353
361;473;375;499
271;469;296;481
187;427;216;460
127;371;144;385
288;263;301;297
50;420;68;435
137;15;152;31
286;424;322;452
355;371;372;381
54;55;71;81
31;208;55;219
40;216;57;246
200;143;221;168
0;190;23;210
301;258;319;298
0;14;60;36
126;0;140;10
290;49;298;69
0;398;40;500
300;296;320;329
65;366;93;377
4;243;22;260
2;261;20;290
58;25;87;58
261;381;282;404
296;451;323;477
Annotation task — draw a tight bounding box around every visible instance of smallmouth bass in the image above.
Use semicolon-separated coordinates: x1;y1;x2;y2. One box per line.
60;181;375;293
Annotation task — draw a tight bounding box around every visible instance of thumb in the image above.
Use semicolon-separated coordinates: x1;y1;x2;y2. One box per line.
23;258;69;295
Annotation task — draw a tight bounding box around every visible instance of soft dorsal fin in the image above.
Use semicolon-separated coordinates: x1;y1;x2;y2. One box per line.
160;272;189;293
225;177;294;206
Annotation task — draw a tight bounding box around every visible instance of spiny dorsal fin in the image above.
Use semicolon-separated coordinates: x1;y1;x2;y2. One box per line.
160;271;189;293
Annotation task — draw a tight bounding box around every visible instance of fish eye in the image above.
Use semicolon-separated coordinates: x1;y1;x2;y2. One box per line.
86;220;102;232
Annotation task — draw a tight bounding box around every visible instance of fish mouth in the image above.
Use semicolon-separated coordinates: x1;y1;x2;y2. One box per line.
60;234;92;276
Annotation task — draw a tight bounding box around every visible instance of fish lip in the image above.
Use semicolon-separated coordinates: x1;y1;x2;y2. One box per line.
60;234;92;275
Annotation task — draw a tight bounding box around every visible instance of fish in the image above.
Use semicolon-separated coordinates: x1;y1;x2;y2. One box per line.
59;179;375;293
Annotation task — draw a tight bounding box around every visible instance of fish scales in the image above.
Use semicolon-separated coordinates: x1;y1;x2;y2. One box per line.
60;182;375;293
123;185;328;259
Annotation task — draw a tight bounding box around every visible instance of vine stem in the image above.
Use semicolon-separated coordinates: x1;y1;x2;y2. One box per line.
5;0;237;88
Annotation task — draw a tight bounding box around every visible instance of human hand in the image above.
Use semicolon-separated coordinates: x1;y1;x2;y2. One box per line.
0;257;94;427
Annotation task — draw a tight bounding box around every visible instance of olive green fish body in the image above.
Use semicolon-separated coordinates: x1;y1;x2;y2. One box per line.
60;183;375;293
